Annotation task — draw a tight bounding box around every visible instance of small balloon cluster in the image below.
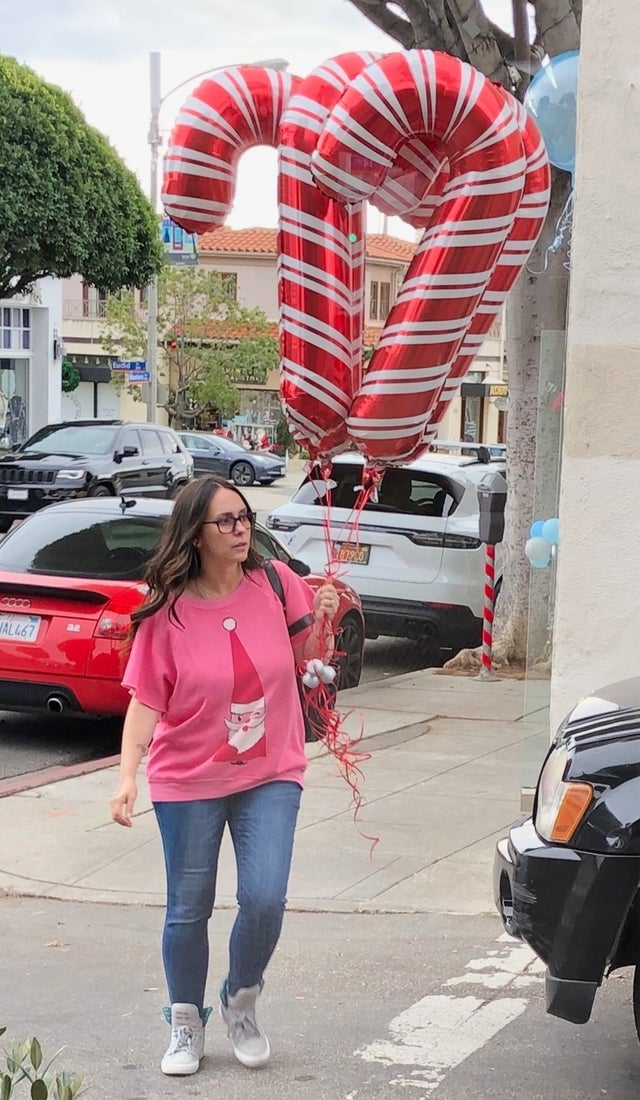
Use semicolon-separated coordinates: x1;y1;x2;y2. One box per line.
525;518;560;569
302;658;337;690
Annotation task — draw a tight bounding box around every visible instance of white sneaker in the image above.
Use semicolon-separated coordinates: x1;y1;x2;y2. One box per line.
161;1003;205;1076
220;982;270;1068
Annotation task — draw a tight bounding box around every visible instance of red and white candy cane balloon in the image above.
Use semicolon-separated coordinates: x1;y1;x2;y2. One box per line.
162;67;299;234
277;52;378;456
312;50;528;463
423;94;551;441
277;52;449;455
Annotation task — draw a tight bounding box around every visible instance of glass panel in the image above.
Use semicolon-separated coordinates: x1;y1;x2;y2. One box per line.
2;309;10;327
2;332;10;350
22;310;30;328
0;513;164;578
140;430;164;457
11;309;20;328
0;360;29;448
25;424;118;455
22;332;30;350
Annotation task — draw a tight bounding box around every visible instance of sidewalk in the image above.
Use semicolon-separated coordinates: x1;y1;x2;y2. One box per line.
0;669;550;916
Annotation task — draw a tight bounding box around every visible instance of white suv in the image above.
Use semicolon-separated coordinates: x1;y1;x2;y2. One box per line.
267;445;504;655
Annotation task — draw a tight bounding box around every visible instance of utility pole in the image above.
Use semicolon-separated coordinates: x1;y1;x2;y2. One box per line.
146;51;162;423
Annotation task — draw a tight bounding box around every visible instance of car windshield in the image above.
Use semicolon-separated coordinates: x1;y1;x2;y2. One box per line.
0;511;165;579
291;463;460;516
21;425;119;456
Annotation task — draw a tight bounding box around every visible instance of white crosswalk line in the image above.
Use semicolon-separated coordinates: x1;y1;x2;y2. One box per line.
354;934;540;1094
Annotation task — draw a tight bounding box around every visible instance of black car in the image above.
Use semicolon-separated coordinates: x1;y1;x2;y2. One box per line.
179;431;285;487
494;676;640;1038
0;420;193;531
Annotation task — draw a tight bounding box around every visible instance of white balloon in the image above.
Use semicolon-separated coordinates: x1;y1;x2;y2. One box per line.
525;536;551;564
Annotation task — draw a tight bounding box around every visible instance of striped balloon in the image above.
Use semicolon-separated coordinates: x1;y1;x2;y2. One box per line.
278;52;450;455
277;52;378;455
420;95;551;447
162;67;300;235
372;139;450;228
311;50;528;463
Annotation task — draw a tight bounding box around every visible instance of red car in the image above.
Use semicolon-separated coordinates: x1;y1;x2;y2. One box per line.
0;499;365;718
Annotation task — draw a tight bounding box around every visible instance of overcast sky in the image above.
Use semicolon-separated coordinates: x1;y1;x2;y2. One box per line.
1;0;514;236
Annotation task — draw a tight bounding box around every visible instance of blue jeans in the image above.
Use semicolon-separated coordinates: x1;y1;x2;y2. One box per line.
154;781;301;1013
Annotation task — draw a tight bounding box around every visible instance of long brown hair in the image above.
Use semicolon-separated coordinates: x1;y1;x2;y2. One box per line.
131;476;262;633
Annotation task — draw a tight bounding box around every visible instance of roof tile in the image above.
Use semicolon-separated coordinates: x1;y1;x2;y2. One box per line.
197;226;417;262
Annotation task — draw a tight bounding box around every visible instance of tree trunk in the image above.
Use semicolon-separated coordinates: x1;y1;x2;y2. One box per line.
492;169;571;666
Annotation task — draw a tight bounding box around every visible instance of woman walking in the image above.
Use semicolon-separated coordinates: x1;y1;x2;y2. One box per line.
110;476;339;1076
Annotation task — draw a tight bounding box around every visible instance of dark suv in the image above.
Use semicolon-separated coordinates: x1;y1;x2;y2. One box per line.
0;420;193;530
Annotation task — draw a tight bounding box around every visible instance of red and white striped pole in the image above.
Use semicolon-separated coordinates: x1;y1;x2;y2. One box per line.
480;544;497;679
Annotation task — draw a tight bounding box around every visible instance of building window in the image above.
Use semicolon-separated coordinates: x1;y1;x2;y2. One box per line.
370;281;379;320
0;359;29;448
81;283;109;318
380;281;391;319
213;272;237;301
0;307;30;352
460;394;486;443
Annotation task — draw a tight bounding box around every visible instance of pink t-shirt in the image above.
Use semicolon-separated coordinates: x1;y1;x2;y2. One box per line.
122;561;314;802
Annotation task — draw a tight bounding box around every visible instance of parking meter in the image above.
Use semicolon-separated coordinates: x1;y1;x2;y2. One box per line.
477;471;507;546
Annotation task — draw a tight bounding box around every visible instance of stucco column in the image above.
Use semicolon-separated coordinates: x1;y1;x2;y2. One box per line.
551;0;640;728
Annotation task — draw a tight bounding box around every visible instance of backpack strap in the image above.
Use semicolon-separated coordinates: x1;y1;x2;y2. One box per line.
264;559;285;607
264;560;314;638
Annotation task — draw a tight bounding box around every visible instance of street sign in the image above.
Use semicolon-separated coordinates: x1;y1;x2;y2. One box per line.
161;217;198;265
112;359;146;372
127;370;151;383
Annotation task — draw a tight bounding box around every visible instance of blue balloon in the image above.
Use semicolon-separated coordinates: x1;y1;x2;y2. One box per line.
530;520;545;538
530;556;551;569
542;517;560;546
524;51;579;175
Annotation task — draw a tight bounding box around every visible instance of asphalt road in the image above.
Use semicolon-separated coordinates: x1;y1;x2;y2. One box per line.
0;466;448;784
4;897;640;1100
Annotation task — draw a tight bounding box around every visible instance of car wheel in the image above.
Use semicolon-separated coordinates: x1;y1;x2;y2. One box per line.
336;613;364;690
231;461;255;487
88;484;112;497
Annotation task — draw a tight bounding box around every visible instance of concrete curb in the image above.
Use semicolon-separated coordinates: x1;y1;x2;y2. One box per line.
0;753;121;799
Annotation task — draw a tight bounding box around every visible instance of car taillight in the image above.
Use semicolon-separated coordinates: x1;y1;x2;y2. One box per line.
267;516;300;531
443;534;482;550
95;614;131;640
410;531;445;547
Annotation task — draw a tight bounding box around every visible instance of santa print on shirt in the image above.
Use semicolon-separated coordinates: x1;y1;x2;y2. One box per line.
211;615;267;765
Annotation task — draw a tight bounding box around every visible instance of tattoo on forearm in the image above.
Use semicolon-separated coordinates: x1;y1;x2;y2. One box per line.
136;742;148;758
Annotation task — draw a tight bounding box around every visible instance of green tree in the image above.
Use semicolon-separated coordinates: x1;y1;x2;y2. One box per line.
0;55;162;298
102;266;279;427
347;0;580;668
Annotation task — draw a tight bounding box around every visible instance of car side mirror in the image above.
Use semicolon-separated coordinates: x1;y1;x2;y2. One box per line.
114;445;139;463
289;558;311;577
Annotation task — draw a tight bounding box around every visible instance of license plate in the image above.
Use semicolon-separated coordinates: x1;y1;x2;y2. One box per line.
7;488;28;501
0;612;41;642
335;542;371;565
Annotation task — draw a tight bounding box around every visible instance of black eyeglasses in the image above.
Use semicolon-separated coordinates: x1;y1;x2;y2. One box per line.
202;510;254;534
